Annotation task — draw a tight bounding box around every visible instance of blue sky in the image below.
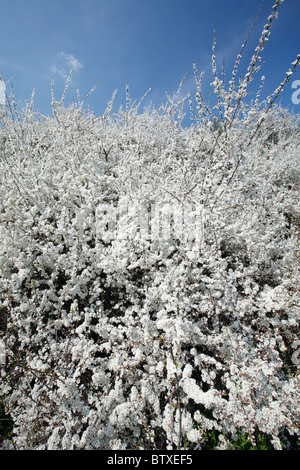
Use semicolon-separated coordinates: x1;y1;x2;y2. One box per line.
0;0;299;120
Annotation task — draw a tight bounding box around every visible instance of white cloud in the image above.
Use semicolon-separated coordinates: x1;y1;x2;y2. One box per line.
60;52;83;72
51;52;83;81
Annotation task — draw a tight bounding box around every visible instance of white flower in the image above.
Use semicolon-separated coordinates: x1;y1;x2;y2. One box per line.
182;364;193;379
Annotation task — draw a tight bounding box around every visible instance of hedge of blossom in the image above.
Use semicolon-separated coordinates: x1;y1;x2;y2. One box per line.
0;2;300;450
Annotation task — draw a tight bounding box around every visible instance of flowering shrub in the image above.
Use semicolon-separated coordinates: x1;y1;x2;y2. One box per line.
0;0;299;450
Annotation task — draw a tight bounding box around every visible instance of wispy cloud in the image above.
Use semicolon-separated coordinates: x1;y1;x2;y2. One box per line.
50;52;83;81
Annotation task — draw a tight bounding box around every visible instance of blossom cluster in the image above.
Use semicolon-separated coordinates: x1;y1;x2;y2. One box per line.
0;92;299;450
0;2;299;450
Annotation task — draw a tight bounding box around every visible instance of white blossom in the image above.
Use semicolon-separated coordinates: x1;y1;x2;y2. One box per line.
0;0;299;450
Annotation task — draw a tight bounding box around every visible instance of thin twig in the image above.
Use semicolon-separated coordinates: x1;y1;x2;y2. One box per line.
170;344;182;450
